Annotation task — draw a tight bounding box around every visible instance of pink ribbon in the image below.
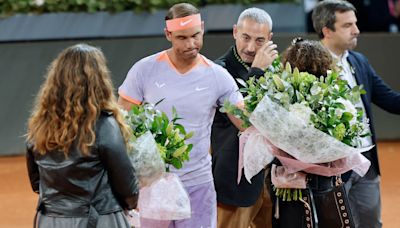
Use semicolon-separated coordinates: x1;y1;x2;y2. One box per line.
237;127;371;184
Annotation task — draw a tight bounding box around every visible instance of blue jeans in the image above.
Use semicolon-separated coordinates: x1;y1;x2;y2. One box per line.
344;168;382;228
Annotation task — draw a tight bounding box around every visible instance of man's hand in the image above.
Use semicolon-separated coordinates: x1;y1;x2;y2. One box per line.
251;41;278;70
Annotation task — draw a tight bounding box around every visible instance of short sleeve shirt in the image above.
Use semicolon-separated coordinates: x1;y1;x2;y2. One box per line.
119;51;243;186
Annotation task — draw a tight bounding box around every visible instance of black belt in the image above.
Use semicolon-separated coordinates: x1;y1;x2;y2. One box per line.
307;175;335;192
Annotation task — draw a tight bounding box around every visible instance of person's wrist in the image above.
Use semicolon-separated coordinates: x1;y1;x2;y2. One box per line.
248;67;265;77
250;61;263;69
251;61;270;71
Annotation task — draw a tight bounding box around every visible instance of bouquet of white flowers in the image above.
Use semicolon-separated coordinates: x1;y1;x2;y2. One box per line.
122;102;193;223
123;102;193;175
222;63;372;201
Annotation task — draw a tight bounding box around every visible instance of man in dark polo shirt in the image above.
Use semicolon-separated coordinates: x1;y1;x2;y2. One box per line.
211;7;278;228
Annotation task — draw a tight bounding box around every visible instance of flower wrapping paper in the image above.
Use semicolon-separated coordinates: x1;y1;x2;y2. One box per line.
250;95;373;164
128;131;165;188
238;95;372;184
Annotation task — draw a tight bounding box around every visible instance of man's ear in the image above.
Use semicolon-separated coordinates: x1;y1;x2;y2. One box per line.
268;32;274;41
322;27;331;38
233;24;238;39
164;28;172;42
201;21;205;34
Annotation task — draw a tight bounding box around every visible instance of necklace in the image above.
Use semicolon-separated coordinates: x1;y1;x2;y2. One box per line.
233;46;250;71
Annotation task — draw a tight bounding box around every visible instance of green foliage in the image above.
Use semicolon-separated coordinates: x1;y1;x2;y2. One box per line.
224;62;370;201
123;102;193;171
222;62;369;147
0;0;299;17
223;61;371;202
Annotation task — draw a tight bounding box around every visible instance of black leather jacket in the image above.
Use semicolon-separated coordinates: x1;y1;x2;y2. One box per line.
26;112;139;219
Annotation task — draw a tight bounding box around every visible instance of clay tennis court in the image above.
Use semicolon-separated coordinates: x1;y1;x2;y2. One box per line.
1;141;399;227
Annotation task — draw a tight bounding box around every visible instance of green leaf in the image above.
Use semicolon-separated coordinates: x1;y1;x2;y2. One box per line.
310;84;322;95
171;106;178;120
171;157;182;169
186;143;193;153
341;112;353;122
174;123;186;135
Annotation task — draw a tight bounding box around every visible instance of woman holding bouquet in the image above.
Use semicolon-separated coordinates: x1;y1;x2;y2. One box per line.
271;39;356;228
26;44;139;228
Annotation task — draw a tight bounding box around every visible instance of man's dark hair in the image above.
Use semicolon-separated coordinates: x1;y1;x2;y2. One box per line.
165;3;199;20
312;0;356;39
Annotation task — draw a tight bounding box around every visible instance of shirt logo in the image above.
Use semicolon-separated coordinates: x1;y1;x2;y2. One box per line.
195;86;208;91
180;19;193;27
155;82;165;88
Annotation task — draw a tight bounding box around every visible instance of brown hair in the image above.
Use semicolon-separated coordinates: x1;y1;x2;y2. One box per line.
312;0;356;39
282;38;333;77
165;3;199;20
27;44;130;156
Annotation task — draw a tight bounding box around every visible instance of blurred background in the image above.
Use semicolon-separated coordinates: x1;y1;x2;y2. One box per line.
0;0;399;227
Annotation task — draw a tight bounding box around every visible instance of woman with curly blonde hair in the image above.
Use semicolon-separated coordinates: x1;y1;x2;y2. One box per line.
26;44;138;228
